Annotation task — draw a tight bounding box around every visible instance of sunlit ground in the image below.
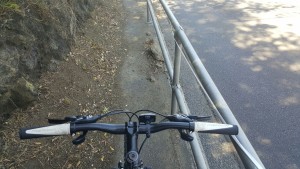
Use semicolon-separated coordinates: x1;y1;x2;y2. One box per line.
230;0;300;74
164;0;300;168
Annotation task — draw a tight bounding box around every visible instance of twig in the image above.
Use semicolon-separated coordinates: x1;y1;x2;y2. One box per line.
37;158;45;168
8;97;19;109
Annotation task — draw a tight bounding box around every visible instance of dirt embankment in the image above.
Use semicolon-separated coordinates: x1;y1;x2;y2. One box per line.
1;0;127;168
0;0;97;123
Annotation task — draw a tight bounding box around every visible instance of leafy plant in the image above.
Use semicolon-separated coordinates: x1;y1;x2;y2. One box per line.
0;0;21;15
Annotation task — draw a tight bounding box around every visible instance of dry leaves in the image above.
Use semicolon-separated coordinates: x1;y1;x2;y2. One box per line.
0;0;126;168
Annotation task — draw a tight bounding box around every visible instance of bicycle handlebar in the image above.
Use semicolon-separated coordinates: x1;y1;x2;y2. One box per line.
19;122;238;140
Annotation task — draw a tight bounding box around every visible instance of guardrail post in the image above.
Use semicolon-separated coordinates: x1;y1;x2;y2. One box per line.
146;0;152;23
171;34;182;115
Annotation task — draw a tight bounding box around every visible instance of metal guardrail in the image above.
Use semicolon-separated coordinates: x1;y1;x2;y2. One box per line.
146;0;266;169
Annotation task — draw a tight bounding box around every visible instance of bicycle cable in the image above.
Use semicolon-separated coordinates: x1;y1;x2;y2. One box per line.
101;109;136;120
132;109;167;118
138;136;148;154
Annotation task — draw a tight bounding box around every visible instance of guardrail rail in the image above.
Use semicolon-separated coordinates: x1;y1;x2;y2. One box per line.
146;0;266;169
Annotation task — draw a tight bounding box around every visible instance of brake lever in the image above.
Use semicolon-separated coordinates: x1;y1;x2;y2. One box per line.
178;129;193;142
48;115;102;145
48;116;78;124
166;114;210;142
188;115;212;121
73;115;102;124
72;131;87;145
166;114;193;122
166;114;211;122
48;115;102;124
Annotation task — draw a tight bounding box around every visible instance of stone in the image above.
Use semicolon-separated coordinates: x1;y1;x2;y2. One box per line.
0;91;12;110
156;62;163;68
10;77;37;108
148;76;156;82
148;40;164;62
146;32;151;36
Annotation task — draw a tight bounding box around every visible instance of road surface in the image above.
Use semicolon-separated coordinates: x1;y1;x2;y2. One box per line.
168;0;300;168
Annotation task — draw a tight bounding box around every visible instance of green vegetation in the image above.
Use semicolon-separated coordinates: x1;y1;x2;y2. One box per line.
0;0;21;16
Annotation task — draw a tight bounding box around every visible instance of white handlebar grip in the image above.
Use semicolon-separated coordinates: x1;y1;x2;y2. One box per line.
20;123;71;139
194;122;238;135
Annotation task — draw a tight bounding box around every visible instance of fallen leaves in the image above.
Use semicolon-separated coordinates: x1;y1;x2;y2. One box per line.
100;155;105;161
76;161;81;167
34;142;42;145
0;0;127;168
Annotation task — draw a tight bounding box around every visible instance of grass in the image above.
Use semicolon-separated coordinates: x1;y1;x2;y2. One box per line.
0;0;21;16
0;0;20;11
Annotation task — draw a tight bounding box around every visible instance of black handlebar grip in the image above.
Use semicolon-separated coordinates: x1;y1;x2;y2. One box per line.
19;124;71;139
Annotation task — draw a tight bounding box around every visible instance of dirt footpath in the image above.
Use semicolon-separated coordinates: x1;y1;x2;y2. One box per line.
0;1;127;168
1;0;209;168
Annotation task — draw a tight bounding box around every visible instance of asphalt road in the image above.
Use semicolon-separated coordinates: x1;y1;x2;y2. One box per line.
167;0;300;168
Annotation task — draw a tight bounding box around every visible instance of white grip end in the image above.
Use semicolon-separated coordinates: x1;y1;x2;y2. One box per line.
26;123;71;135
194;122;234;132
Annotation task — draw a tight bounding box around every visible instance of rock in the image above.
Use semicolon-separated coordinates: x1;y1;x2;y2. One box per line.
0;91;15;123
48;59;60;72
0;0;99;122
147;76;156;82
156;62;163;68
62;97;71;106
148;39;164;62
10;77;37;108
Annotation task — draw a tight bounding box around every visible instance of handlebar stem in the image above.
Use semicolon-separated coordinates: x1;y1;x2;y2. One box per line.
124;122;141;168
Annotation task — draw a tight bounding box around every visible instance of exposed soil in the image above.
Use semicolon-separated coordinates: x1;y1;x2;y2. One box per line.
0;0;127;168
0;0;97;119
